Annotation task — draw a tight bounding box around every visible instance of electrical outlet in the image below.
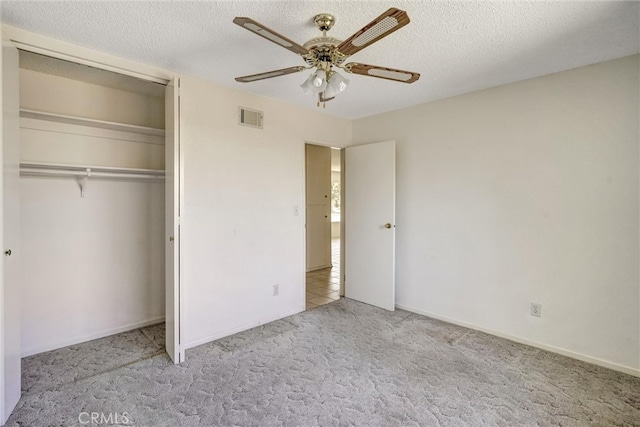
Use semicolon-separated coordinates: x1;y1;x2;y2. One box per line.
531;303;541;317
273;284;279;296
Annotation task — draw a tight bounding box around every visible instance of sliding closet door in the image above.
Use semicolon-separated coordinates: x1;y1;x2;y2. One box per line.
1;39;21;423
165;78;184;363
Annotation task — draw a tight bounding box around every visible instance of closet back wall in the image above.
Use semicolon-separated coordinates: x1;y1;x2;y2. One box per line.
19;68;166;356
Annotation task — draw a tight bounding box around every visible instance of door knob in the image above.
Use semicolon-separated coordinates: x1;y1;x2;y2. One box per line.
4;249;11;256
384;223;392;229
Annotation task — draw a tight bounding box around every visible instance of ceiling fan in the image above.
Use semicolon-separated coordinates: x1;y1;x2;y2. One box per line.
233;8;420;107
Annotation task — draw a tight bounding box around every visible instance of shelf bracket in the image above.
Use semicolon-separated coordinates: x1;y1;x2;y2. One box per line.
79;168;91;198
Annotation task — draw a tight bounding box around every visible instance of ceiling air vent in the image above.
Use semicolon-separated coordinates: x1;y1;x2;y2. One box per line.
238;107;263;129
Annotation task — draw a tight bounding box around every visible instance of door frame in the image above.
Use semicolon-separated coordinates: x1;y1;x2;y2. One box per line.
0;29;185;365
303;140;396;304
339;147;346;297
302;141;346;307
304;143;332;273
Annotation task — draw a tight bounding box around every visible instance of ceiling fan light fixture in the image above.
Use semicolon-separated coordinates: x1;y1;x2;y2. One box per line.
329;72;349;93
301;69;327;94
300;77;315;94
323;71;349;99
312;73;324;88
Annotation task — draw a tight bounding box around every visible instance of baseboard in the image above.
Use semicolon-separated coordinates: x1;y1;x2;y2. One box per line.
307;264;332;273
184;307;305;350
21;316;165;357
396;304;640;378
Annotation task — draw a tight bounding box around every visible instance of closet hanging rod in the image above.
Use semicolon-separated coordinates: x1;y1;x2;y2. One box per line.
20;163;164;197
20;169;165;180
20;162;165;180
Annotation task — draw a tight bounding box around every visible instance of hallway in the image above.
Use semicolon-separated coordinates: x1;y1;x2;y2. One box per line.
305;239;341;309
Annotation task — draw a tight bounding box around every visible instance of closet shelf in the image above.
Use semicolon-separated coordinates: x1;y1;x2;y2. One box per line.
20;109;166;137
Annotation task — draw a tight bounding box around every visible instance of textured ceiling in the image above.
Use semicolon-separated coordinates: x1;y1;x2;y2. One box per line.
2;1;638;119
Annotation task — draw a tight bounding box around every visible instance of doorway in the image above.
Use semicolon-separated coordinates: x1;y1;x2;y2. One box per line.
305;144;342;309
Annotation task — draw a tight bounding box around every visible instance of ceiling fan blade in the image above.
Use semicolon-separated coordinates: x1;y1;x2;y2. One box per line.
343;63;420;83
336;8;410;57
235;66;306;83
233;17;309;56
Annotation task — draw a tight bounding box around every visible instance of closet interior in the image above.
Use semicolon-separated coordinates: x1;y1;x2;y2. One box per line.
18;51;167;357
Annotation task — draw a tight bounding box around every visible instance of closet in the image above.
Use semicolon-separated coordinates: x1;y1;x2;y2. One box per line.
18;51;167;356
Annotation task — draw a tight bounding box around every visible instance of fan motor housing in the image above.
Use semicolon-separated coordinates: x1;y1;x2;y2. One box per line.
314;13;335;32
302;36;343;50
303;44;347;67
302;13;346;67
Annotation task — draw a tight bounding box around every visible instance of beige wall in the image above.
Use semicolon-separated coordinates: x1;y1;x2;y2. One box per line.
180;76;351;347
352;55;640;372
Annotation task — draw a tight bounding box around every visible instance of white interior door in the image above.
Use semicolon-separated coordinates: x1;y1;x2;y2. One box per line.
165;78;183;363
1;39;21;424
345;140;396;311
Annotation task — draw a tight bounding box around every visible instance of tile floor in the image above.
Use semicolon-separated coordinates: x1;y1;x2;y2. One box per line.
306;239;341;310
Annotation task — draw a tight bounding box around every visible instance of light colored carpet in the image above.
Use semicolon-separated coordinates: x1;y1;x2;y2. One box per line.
21;324;166;395
8;299;640;426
